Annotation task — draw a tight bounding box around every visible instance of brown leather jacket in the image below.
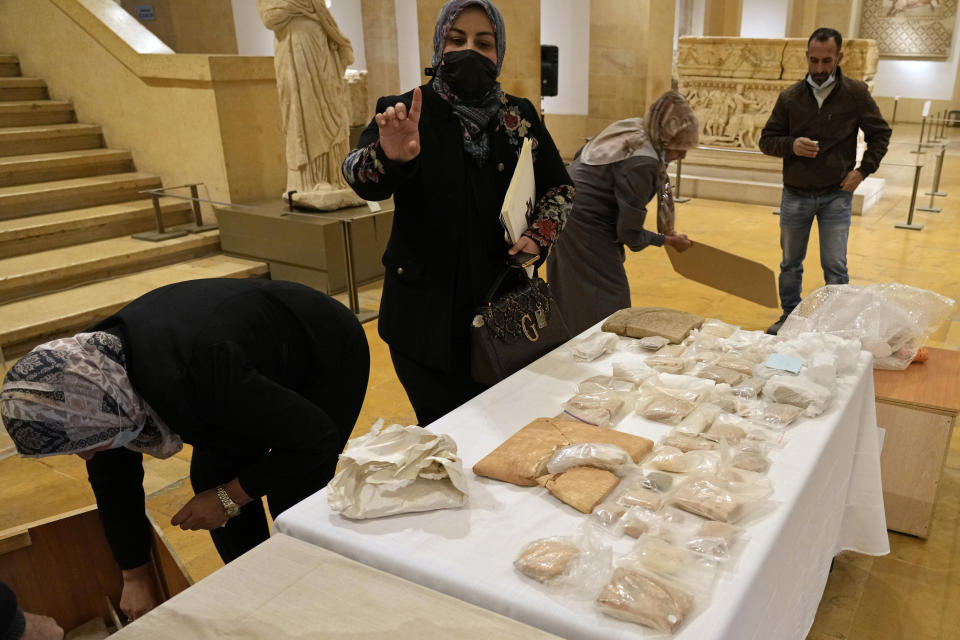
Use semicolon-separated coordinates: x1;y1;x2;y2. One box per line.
759;68;891;192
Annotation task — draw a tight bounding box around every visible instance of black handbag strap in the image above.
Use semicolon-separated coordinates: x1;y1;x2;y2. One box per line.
481;264;539;306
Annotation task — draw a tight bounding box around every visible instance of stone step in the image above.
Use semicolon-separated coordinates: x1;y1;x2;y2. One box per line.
0;197;193;258
0;77;47;101
667;170;885;216
0;148;133;187
0;171;160;219
0;230;222;304
0;54;20;78
0;254;268;359
0;123;102;157
0;100;75;127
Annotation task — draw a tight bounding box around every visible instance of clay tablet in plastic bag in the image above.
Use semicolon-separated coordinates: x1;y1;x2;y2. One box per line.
473;418;654;486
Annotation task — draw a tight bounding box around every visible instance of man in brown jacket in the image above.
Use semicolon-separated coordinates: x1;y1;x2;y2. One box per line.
759;27;890;334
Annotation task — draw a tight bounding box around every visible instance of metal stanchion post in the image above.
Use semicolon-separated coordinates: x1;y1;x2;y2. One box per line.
891;96;898;124
927;114;936;144
339;218;379;323
180;184;219;233
132;193;189;242
912;116;927;153
923;145;947;197
940;110;949;139
895;164;925;230
674;158;690;203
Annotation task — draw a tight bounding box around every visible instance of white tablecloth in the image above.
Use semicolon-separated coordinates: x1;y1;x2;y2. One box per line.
277;334;889;640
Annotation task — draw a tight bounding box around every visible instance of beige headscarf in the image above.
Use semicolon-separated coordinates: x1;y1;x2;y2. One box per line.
0;332;182;459
579;91;699;234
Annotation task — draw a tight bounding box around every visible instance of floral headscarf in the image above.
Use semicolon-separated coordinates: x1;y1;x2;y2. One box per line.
579;91;699;234
0;332;182;459
430;0;506;73
430;0;507;161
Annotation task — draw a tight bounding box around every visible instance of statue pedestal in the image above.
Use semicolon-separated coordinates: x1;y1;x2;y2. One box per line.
216;198;393;297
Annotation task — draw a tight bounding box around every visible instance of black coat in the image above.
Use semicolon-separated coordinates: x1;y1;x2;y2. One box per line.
0;582;24;640
759;67;891;192
85;278;369;568
343;83;573;372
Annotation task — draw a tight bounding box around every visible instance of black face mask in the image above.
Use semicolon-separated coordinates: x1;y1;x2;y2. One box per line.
440;49;498;102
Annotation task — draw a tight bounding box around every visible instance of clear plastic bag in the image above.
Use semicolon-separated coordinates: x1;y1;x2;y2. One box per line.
704;414;747;443
645;355;690;374
572;332;621;362
596;565;696;633
648;446;721;474
615;476;671;511
677;403;723;435
578;375;636;394
731;376;765;399
593;501;628;529
713;353;758;375
697;365;746;386
649;373;716;398
637;393;696;424
638;335;671;351
611;360;659;384
669;475;769;523
684;520;742;563
762;375;832;417
716;467;774;500
662;432;718;453
515;526;614;599
757;401;803;429
699;319;738;338
562;391;626;427
778;283;956;370
514;537;582;583
546;442;635;475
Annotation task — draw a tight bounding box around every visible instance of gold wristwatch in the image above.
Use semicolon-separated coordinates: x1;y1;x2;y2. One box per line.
215;485;240;518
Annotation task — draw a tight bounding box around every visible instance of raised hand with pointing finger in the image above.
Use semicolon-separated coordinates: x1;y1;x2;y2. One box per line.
376;87;422;163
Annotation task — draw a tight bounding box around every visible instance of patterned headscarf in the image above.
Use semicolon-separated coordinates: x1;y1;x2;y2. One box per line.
0;332;182;459
430;0;507;161
579;91;699;234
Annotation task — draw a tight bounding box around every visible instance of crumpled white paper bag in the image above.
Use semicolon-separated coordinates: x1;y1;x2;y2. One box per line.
327;421;468;519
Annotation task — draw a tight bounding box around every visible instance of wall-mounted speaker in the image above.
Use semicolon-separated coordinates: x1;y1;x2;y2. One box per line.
541;45;559;97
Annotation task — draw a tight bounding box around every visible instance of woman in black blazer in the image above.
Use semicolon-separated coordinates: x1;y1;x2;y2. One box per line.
0;278;369;620
342;0;574;425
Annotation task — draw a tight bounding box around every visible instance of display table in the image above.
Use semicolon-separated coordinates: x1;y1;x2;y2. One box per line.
216;198;393;299
873;347;960;537
112;534;559;639
277;330;889;640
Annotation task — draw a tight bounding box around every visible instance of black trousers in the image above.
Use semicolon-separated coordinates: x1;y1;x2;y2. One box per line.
191;335;369;563
390;348;487;427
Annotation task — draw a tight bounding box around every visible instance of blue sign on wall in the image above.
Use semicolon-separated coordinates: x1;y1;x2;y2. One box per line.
136;5;155;21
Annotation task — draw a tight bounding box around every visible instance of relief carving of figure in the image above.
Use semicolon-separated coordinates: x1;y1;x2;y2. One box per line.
258;0;365;210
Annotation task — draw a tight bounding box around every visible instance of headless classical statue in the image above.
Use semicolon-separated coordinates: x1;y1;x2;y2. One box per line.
258;0;364;210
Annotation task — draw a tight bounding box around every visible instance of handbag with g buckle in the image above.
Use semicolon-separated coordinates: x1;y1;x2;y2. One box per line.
470;265;571;386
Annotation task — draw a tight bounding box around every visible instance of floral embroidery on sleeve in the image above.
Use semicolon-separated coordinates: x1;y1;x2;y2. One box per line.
496;95;532;148
523;184;575;251
342;141;386;185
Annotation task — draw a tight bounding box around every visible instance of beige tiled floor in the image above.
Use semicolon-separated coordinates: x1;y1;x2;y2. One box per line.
0;123;958;638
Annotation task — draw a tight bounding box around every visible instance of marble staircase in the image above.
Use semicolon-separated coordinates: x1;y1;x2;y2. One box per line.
0;54;267;363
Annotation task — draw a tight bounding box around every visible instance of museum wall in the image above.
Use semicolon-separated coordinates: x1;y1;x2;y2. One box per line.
0;0;285;204
119;0;238;54
740;0;787;39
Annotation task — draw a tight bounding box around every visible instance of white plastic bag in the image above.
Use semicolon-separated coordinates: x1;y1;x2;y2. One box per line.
572;332;621;361
778;283;955;370
328;421;468;519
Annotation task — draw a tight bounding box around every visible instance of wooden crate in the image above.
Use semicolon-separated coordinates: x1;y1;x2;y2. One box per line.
0;505;190;631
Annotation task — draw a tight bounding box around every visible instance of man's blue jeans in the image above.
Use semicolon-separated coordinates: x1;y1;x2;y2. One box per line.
778;187;852;315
